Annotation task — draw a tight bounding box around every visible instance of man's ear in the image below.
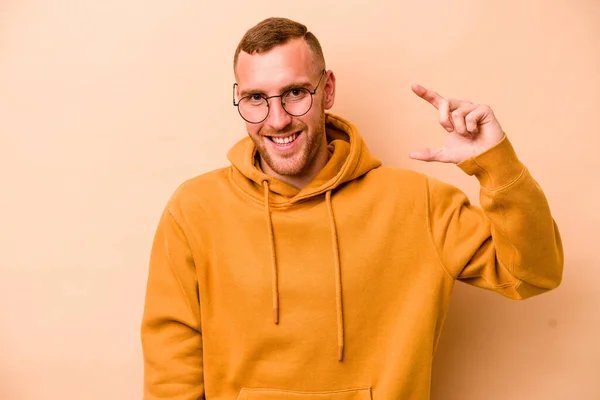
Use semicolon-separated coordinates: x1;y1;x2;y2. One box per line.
323;70;336;110
234;83;241;102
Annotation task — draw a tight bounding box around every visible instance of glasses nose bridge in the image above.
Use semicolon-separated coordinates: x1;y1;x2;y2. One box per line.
265;93;289;116
265;93;286;106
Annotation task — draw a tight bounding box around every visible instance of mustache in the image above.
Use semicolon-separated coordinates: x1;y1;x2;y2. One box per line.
259;121;306;137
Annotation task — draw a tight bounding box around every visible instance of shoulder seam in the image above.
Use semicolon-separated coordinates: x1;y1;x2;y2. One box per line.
424;177;456;282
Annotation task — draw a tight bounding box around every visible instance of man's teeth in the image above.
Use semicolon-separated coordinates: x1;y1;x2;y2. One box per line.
272;133;298;144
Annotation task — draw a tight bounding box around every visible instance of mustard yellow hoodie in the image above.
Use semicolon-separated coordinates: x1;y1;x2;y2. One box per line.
141;113;563;399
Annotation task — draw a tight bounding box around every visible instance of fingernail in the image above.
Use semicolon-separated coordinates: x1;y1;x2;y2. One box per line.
446;127;453;132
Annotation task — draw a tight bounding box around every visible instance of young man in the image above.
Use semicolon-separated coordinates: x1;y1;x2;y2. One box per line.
141;17;563;400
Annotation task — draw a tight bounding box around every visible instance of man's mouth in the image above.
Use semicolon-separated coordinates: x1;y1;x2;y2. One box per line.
267;132;300;145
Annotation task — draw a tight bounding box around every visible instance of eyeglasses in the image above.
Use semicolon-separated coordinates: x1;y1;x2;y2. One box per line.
233;70;326;124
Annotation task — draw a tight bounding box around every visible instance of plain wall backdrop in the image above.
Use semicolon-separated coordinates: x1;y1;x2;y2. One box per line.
1;0;599;399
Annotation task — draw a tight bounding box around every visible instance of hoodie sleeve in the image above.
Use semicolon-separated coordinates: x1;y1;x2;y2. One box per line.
141;206;204;399
426;135;564;299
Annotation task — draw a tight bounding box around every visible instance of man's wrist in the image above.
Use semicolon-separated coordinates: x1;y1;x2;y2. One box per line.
457;134;525;190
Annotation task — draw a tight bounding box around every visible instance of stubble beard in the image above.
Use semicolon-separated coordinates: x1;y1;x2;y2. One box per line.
254;113;327;177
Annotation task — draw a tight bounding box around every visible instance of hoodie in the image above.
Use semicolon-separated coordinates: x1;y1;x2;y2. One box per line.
141;113;563;399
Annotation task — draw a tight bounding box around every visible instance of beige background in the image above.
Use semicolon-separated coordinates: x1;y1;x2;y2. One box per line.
1;0;599;399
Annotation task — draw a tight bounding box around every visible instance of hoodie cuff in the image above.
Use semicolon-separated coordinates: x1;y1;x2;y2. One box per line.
457;134;525;190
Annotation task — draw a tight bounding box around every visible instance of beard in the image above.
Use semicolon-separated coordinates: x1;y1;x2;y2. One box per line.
252;113;327;177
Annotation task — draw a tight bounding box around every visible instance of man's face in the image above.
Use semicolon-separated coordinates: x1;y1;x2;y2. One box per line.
235;38;335;178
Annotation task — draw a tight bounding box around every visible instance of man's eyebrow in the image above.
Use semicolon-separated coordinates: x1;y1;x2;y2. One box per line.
239;81;314;98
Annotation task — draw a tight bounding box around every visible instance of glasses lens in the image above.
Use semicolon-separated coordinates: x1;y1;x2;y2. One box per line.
238;96;268;123
282;88;312;116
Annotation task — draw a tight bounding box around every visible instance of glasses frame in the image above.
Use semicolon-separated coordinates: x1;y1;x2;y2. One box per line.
232;69;327;124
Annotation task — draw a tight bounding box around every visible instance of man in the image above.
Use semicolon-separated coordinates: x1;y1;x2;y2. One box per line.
141;17;563;399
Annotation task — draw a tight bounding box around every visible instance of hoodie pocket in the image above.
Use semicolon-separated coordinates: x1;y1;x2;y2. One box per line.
236;387;372;400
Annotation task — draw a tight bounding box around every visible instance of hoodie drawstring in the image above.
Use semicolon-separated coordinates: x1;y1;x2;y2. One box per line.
326;190;344;362
262;181;344;362
263;181;279;325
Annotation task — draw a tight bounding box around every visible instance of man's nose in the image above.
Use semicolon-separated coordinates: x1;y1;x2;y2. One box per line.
265;98;292;131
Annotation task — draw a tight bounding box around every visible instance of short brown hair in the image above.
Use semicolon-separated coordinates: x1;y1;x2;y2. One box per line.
233;17;326;73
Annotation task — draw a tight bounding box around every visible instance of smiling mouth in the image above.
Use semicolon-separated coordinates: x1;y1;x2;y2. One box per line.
267;132;300;145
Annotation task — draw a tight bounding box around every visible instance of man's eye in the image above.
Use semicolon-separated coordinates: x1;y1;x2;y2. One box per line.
250;94;263;101
289;89;302;96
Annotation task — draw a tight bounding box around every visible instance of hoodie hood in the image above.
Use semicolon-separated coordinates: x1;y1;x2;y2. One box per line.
226;112;381;362
227;112;382;204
